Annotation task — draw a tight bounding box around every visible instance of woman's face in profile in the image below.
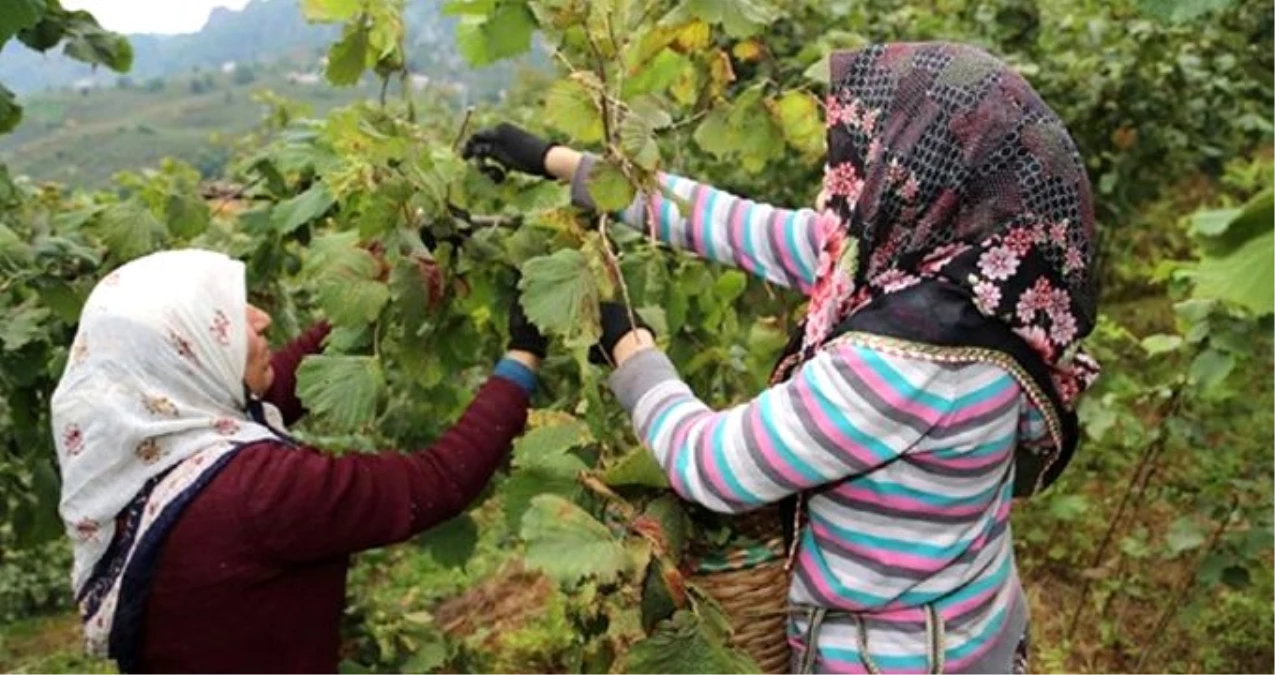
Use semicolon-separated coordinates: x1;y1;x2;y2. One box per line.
243;304;273;396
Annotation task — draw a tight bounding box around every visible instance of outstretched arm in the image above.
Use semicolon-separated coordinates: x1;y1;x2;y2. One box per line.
233;353;538;563
604;335;954;513
554;149;823;295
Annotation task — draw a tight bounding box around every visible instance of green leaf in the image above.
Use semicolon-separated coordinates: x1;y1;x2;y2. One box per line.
1;302;50;351
1193;189;1273;256
1138;0;1236;23
0;223;34;268
624;48;690;98
1189;207;1242;237
454;16;492;66
61;20;132;72
95;200;166;261
306;232;390;326
326;21;370;86
0;83;23;134
1078;396;1117;442
1165;516;1207;555
640;563;678;633
623;610;760;673
502;419;593;529
630;96;673;130
520;494;631;584
772;90;825;157
165;192;210;239
502;464;582;531
713;270;748;303
642;494;690;560
301;0;361;22
803;53;830;83
0;0;44;46
620;115;661;172
37;279;84;322
1045;494;1090;522
272;183;336;234
601;446;669;488
443;0;497;15
296;355;386;431
1188;348;1235;392
419;514;478;568
692;107;732;158
544;78;604;144
455;2;537;67
1140;334;1183;355
399;629;450;673
729;88;785;172
1191;229;1274;315
17;13;64;51
517;418;595;463
483;1;537;61
587;160;637;213
519;249;601;347
684;0;779;38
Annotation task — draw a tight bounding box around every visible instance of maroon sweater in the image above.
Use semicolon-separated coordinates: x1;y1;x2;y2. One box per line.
134;324;529;673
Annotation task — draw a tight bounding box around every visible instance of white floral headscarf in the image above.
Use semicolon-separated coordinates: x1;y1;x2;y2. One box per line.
51;249;284;657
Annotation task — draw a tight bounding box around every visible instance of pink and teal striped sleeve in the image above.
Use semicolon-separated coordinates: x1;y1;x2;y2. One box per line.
571;155;822;295
607;342;955;513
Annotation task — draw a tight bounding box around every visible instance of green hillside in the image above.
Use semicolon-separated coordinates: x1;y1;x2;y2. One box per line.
0;70;383;187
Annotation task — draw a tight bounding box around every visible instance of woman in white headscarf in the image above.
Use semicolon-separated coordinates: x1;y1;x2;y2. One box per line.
51;248;546;673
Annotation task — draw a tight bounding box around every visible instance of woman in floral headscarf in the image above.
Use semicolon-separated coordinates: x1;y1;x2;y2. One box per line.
467;41;1098;673
51;248;547;673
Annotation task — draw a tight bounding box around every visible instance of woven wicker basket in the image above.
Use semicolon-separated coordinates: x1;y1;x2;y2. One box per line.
686;508;792;674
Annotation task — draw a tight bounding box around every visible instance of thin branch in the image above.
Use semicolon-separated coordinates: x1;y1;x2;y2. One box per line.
1133;499;1239;673
451;106;476;152
585;33;614;157
378;75;391;107
207;176;266;220
1065;386;1185;641
579;471;636;519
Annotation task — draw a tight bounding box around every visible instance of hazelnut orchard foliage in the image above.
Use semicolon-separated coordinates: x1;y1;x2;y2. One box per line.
0;0;1272;672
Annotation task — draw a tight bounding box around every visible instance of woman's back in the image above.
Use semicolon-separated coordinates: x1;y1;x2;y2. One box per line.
611;337;1040;673
788;345;1042;672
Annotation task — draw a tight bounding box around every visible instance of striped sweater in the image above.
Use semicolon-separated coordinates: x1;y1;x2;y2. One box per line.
576;159;1039;673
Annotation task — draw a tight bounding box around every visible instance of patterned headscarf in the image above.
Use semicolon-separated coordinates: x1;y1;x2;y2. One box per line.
796;42;1100;408
51;249;286;659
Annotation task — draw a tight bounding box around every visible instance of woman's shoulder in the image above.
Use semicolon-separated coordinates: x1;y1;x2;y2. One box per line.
817;335;1019;383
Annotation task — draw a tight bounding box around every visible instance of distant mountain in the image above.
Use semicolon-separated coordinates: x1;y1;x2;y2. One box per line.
0;0;522;95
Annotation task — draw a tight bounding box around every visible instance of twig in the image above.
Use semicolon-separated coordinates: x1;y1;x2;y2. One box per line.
208;176;266;219
584;33;614;158
468;213;519;228
579;471;637;520
1133;499;1238;673
1100;451;1170;620
451;106;476;152
1065;386;1185;641
441;106;476;213
597;213;639;332
399;68;416;124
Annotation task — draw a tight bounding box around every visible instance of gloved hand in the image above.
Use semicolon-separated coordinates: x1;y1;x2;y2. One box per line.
508;295;549;358
462;123;555;180
589;302;655;366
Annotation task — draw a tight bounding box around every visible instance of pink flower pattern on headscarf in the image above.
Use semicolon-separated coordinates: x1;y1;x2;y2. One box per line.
782;42;1101;412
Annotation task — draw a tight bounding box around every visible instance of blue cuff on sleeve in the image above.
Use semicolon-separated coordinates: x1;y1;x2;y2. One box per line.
493;358;537;394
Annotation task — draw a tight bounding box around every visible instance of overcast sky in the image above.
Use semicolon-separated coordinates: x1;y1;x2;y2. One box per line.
64;0;252;35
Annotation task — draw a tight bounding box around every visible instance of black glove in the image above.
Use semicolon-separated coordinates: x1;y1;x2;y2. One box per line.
462;123;555;180
589;302;655;366
508;296;549;358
